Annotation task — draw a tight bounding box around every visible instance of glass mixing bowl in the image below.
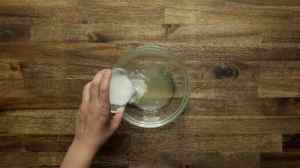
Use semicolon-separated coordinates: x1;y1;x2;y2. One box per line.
112;44;190;128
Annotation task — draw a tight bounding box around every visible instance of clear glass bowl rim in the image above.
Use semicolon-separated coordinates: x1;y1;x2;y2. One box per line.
114;44;191;128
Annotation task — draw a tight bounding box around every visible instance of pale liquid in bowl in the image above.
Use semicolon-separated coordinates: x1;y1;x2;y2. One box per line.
110;65;174;112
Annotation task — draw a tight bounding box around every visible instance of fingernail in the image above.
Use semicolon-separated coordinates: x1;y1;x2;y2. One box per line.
103;69;108;77
93;71;103;83
107;69;112;76
105;69;111;78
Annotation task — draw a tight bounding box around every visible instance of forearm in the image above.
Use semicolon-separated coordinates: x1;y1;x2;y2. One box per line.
60;140;97;168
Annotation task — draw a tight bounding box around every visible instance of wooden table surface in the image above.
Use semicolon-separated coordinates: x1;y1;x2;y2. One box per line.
1;0;300;167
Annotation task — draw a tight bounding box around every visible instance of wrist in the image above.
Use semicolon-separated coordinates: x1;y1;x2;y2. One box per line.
69;140;98;163
61;140;97;168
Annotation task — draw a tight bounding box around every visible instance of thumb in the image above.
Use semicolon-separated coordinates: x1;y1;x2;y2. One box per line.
111;111;124;130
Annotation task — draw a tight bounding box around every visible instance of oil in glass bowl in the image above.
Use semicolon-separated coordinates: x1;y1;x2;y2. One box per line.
111;44;190;128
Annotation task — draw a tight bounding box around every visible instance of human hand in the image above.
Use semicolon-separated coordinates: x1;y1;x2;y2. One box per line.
61;69;123;168
74;69;123;154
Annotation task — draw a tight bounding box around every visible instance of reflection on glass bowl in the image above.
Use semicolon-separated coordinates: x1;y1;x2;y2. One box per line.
113;44;190;128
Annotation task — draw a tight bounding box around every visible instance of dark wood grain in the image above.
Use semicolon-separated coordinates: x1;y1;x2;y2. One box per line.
226;0;300;6
0;152;129;168
0;134;280;155
0;134;130;154
261;153;300;168
28;23;300;46
0;109;299;135
165;5;300;25
283;134;300;152
0;43;299;110
0;24;30;41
